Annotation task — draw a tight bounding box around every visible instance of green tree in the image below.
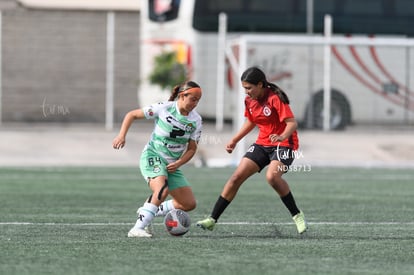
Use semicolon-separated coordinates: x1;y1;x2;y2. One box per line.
149;51;186;91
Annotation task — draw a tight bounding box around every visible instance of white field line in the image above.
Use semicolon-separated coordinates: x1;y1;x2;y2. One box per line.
0;222;413;226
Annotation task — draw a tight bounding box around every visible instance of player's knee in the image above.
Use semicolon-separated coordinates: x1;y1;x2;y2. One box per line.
227;173;244;189
266;168;284;182
181;199;196;211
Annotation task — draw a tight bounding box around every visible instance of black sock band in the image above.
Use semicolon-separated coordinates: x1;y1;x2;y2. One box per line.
281;192;300;216
211;196;230;222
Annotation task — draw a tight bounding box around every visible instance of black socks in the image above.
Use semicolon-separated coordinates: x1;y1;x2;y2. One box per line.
209;192;299;222
281;192;300;216
210;196;230;222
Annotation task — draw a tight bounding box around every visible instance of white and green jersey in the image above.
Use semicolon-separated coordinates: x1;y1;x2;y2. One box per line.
142;101;202;164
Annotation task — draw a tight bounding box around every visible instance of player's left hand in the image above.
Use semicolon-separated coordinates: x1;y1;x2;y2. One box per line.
167;162;179;173
269;134;284;143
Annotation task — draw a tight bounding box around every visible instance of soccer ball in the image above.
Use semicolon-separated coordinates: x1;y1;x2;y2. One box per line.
164;209;191;236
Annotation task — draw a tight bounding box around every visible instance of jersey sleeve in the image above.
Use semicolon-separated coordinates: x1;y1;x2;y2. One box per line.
189;116;203;143
142;102;168;119
190;124;202;143
244;98;253;121
273;96;295;122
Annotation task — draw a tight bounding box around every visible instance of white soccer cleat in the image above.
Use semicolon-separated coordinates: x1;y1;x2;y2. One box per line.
127;227;152;238
144;223;154;235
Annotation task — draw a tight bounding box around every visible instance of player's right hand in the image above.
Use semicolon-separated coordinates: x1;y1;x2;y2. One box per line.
226;141;236;154
112;136;125;149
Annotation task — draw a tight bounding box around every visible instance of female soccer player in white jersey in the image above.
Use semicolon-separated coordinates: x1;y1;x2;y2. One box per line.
113;81;203;237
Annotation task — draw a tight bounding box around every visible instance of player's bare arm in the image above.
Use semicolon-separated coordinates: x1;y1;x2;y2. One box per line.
112;109;145;149
167;139;198;172
269;118;298;143
226;119;256;153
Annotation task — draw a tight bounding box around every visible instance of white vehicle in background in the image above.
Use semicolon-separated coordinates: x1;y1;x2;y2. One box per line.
139;0;414;129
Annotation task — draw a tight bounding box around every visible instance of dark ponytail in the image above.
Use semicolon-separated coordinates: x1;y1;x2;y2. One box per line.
241;66;290;104
169;85;181;101
266;82;290;104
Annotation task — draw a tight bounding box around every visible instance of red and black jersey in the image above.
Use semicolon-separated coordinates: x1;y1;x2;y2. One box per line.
244;88;299;150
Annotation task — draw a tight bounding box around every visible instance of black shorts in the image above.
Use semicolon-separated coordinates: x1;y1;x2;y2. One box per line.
244;143;295;172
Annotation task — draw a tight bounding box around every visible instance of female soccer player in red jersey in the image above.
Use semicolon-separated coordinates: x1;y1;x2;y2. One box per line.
197;66;308;234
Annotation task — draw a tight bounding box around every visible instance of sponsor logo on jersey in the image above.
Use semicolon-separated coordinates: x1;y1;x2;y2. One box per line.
166;144;184;149
166;115;195;132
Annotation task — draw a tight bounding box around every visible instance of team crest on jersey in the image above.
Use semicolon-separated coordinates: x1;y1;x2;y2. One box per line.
153;165;161;173
147;108;154;117
185;123;195;132
263;106;271;116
